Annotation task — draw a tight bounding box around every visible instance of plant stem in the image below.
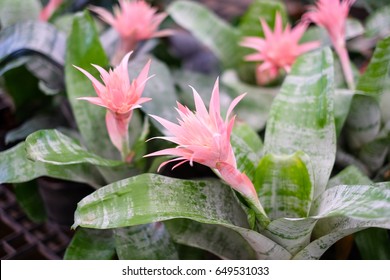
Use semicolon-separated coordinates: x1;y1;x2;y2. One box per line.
335;41;355;90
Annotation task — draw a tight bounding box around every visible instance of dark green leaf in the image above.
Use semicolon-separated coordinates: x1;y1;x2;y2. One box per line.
14;181;47;223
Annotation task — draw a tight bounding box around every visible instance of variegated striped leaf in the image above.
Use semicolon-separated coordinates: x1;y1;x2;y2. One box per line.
25;129;123;167
254;152;313;220
263;48;336;199
0;142;104;188
64;228;116;260
165;219;256;260
114;224;178;260
0;0;40;28
366;5;390;39
73;174;291;259
167;1;241;68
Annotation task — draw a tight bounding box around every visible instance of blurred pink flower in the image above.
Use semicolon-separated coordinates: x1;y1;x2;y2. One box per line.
145;78;261;206
39;0;63;21
303;0;356;89
74;52;152;161
90;0;172;64
241;12;319;85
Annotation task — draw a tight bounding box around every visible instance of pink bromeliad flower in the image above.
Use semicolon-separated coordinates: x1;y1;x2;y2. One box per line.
145;79;266;217
39;0;63;21
241;12;320;85
303;0;356;89
74;52;152;161
90;0;172;64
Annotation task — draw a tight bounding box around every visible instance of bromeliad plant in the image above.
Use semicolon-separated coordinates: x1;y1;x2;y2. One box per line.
72;46;390;259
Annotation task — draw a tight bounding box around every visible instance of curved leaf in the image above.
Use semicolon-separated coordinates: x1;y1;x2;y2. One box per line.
356;36;390;96
165;219;256;260
0;21;66;91
255;152;313;220
14;181;46;223
25;129;123;167
0;142;104;188
114;224;178;260
167;1;241;68
263;48;336;198
355;228;390;259
64;228;116;260
73;174;292;259
365;5;390;39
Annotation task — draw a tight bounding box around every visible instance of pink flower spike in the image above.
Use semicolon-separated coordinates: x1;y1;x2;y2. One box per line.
240;12;320;85
303;0;356;89
39;0;63;21
74;52;153;161
145;78;265;214
90;0;173;64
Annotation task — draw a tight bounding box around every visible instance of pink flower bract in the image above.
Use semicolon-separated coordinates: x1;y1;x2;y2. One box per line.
74;52;152;159
39;0;63;21
91;0;171;43
241;12;320;84
145;78;259;201
303;0;355;49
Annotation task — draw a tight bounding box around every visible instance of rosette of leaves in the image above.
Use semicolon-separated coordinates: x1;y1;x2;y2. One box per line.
72;47;390;259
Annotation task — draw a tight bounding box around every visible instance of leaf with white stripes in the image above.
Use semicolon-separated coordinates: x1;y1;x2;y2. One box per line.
114;224;178;260
0;142;104;188
263;47;336;199
294;182;390;259
165;219;256;259
73;174;291;259
25;129;123;167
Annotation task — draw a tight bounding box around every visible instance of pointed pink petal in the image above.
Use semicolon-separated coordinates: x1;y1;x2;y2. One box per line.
226;93;246;121
136;59;152;95
77;97;107;108
260;18;273;39
274;12;283;35
244;53;265;62
73;65;106;95
209;78;221;122
189;86;208;118
297;41;321;54
91;64;110;85
149;114;182;135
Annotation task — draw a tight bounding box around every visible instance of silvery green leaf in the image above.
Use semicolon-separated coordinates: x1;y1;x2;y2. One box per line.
0;142;104;188
114;224;179;260
0;0;40;28
25;129;124;167
365;5;390;39
64;228;116;260
263;48;336;198
73;174;292;259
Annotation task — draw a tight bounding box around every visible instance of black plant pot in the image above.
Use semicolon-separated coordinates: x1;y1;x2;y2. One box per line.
38;178;94;227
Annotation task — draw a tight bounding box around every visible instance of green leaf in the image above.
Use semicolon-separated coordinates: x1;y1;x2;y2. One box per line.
355;228;390;259
64;228;116;260
0;142;104;188
25;129;123;167
128;56;179;132
356;36;390;96
365;5;390;39
345;95;381;150
327;165;371;189
165;219;256;259
14;181;47;223
65;11;117;160
73;174;292;259
0;21;66;91
238;0;287;38
255;152;313;220
0;0;40;28
114;224;178;260
263;48;336;198
334;89;354;136
231;123;262;182
167;0;241;68
222;70;277;131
